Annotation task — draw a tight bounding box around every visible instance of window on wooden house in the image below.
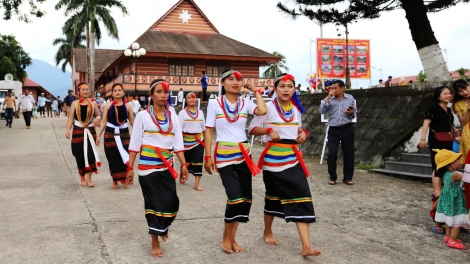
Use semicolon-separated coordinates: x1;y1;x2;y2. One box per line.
206;62;231;77
169;60;194;76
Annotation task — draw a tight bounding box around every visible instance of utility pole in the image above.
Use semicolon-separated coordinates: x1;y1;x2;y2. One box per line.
345;23;351;89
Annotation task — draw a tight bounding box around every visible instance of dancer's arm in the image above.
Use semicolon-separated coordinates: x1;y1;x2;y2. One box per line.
65;101;76;139
204;127;215;174
176;152;189;182
127;152;137;185
96;104;110;146
127;103;135;127
245;83;267;116
92;102;101;127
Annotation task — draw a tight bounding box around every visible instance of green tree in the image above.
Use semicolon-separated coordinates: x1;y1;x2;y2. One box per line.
55;0;128;93
0;0;46;21
277;0;470;82
263;51;289;78
416;70;427;82
0;34;32;82
53;33;86;72
456;67;468;79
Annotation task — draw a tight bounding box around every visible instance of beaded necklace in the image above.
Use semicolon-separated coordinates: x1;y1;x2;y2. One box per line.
221;95;241;123
274;98;295;123
185;106;199;120
76;99;93;125
148;105;173;134
111;102;128;126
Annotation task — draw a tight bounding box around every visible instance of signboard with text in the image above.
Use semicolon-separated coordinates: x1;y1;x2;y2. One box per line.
317;38;370;79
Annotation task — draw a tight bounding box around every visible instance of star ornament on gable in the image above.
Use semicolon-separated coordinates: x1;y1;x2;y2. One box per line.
179;9;192;24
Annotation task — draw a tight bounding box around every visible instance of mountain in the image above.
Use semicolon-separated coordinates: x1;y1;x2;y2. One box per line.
26;59;72;97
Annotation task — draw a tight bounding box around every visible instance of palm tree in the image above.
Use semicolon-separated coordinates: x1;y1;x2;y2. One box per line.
456;67;468;79
53;33;86;72
263;51;289;78
55;0;128;93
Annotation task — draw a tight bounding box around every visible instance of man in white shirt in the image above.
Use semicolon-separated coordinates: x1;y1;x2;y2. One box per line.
129;95;141;117
18;89;36;129
177;88;184;107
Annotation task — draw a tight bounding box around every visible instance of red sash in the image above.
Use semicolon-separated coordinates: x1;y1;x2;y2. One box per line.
154;148;178;179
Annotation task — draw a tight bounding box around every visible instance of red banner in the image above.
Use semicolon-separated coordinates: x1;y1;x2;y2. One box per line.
317;38;370;79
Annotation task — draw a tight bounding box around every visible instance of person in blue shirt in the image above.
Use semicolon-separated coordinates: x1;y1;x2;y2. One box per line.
201;71;209;102
37;93;48;118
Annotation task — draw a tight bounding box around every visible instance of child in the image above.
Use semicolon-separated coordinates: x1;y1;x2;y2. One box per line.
434;149;469;250
32;105;38;119
52;99;58;118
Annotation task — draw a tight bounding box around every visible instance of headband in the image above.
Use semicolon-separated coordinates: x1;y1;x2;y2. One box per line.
218;70;243;97
150;81;170;91
185;92;197;99
77;83;88;91
275;73;295;83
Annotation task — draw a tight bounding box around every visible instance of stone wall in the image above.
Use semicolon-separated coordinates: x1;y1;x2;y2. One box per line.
298;81;453;166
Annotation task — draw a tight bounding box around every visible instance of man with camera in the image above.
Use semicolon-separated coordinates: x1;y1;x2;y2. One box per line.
319;80;357;185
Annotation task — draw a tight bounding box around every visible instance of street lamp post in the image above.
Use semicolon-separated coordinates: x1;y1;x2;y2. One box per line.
372;66;383;80
336;22;351;89
124;42;146;96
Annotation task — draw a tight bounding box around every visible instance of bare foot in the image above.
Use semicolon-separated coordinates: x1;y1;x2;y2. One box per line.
122;181;129;189
222;239;233;253
160;233;169;242
79;176;86;186
87;181;95;187
111;182;119;189
263;231;278;245
301;247;322;257
232;241;244;253
194;186;204;191
151;236;163;258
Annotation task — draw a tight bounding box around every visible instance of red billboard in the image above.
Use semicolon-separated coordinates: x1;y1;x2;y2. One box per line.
316;38;370;79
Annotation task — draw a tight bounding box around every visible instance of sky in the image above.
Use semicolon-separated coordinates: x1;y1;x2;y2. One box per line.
1;0;469;89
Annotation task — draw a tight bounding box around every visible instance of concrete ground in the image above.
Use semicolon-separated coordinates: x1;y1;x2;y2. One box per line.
0;116;469;264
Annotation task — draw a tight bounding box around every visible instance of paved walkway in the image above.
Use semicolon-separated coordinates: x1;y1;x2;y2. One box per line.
0;116;468;263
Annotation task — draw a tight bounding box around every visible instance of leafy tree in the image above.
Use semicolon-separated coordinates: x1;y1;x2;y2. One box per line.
277;0;470;82
55;0;128;93
0;34;32;82
0;0;46;22
263;51;289;78
455;67;468;79
53;33;86;72
416;70;427;82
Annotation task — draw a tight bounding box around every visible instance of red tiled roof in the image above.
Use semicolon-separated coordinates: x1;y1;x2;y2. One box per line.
23;77;42;87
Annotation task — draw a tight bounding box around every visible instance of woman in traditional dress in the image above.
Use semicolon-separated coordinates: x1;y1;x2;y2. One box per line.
96;83;135;189
66;82;101;187
126;79;189;258
204;69;267;253
249;73;321;257
178;92;206;190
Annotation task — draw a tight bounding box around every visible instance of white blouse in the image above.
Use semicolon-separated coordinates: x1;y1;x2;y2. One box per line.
248;101;301;142
178;108;206;134
205;97;257;142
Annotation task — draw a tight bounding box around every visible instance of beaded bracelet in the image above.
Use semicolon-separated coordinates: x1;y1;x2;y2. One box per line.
254;89;263;95
126;166;133;172
303;130;310;136
266;128;273;134
181;164;189;167
204;156;212;161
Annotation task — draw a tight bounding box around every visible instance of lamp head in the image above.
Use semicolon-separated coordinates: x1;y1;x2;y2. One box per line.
124;49;132;57
132;42;140;50
335;22;340;31
138;48;146;56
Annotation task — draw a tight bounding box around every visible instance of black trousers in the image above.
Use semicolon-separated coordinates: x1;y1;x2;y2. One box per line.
5;108;14;126
38;106;45;116
327;124;355;182
23;111;32;126
202;88;208;101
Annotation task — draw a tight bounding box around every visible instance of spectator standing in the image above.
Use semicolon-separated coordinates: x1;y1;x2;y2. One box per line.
201;71;209;102
63;89;77;116
52;98;58;118
319;80;357;185
18;89;36;129
45;94;53;117
295;85;301;95
384;76;393;87
95;93;105;116
37;93;47;118
56;96;63;117
177;88;184;107
129;95;141;117
379;79;385;87
3;89;16;128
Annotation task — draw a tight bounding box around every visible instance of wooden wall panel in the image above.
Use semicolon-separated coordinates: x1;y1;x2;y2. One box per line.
231;61;261;77
153;0;217;34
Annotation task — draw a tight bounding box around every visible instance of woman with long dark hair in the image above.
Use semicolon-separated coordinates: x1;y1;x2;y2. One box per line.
419;86;459;234
178;92;206;190
249;73;321;257
127;79;189;258
66;82;101;187
96;83;135;189
204;69;267;253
